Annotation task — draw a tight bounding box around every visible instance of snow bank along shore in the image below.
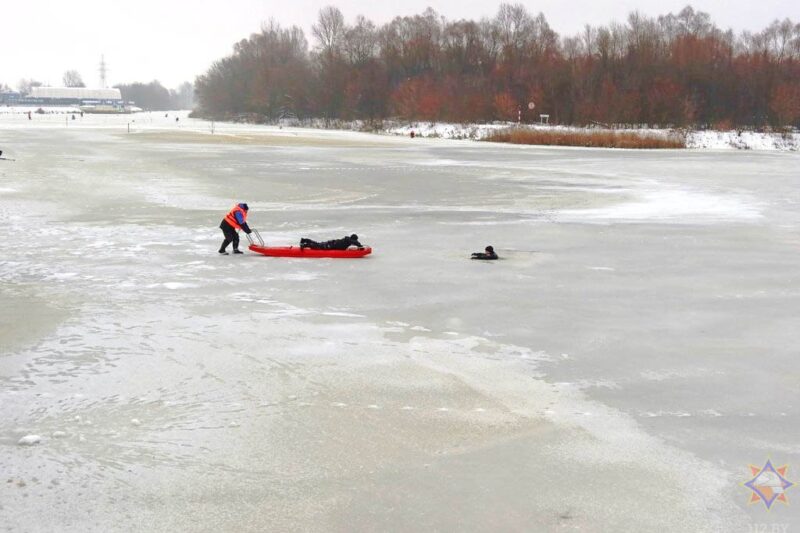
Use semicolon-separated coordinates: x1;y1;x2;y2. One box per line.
3;106;798;150
385;121;800;151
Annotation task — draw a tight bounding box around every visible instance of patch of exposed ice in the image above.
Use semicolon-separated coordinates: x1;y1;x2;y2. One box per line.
48;272;78;280
575;379;621;390
640;368;721;381
283;272;318;282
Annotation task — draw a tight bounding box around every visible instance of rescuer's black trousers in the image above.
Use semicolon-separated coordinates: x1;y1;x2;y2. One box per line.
219;220;240;252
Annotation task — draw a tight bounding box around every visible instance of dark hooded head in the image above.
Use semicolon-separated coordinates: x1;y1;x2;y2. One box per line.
485;245;494;253
350;234;359;241
240;203;249;211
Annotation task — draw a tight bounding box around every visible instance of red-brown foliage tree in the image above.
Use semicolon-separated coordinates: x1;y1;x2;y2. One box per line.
195;5;800;128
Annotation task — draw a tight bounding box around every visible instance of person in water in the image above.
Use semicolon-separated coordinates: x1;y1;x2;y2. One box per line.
219;203;252;255
300;234;363;250
471;245;498;260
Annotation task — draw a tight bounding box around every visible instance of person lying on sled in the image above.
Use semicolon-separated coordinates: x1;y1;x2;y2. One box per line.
300;234;363;250
471;245;498;260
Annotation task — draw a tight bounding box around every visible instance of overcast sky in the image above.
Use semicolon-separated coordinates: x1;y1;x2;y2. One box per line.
1;1;797;90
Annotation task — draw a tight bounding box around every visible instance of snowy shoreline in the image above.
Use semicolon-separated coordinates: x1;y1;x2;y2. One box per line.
3;106;798;151
383;121;800;151
220;115;800;151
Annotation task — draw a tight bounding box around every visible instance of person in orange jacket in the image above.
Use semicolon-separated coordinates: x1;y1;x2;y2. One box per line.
219;203;252;255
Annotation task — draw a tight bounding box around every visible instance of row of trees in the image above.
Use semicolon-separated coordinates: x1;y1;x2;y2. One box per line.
116;81;194;110
195;4;800;127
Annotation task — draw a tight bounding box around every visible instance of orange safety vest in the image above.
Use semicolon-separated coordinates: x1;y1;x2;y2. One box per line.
224;204;247;230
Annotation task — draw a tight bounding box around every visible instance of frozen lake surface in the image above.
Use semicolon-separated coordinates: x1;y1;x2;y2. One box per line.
1;112;799;531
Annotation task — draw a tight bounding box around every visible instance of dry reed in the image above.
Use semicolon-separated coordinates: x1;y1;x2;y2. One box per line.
484;128;686;149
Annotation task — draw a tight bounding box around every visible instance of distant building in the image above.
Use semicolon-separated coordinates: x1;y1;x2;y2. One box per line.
0;90;22;104
29;86;122;102
1;86;136;113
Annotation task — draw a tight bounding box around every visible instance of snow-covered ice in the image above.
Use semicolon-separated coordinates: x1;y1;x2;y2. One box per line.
1;112;798;531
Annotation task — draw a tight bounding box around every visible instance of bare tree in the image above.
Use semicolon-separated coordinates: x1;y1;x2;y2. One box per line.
17;78;42;95
312;6;345;57
176;82;195;109
581;25;598;56
767;18;799;61
63;70;86;87
495;3;533;52
344;15;378;65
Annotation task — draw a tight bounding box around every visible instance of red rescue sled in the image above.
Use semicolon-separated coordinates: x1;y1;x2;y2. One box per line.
246;231;372;258
249;245;372;258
